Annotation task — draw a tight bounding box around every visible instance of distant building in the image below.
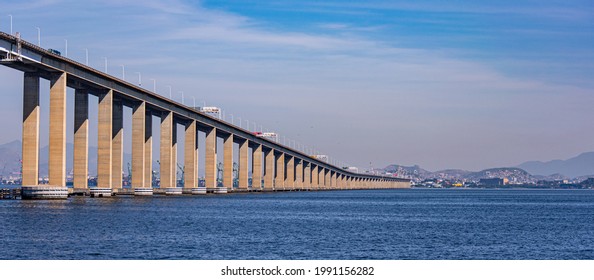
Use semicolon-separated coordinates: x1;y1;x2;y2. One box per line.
479;178;505;186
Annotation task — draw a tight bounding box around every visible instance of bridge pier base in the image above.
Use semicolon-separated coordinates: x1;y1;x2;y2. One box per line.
89;188;112;198
134;188;153;196
21;186;68;200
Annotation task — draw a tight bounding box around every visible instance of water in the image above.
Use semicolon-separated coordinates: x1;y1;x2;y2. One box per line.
1;189;593;259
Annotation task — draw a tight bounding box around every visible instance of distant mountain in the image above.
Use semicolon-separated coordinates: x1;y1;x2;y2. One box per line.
517;152;594;178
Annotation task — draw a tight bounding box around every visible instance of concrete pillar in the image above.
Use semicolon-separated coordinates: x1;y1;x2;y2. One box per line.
172;122;177;188
49;73;67;187
97;89;113;189
22;73;40;186
304;162;311;190
160;111;174;189
111;99;123;190
205;127;217;190
325;169;331;189
238;139;249;190
285;156;294;190
295;159;303;190
331;171;337;189
73;89;88;190
311;165;320;190
223;134;234;191
144;111;153;188
264;148;274;191
275;153;284;190
131;101;145;189
184;120;197;192
252;144;262;190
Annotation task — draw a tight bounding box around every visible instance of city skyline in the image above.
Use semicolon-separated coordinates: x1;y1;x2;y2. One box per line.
0;0;592;172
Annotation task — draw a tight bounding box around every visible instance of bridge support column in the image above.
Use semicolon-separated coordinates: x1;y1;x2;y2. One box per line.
275;152;284;190
184;120;198;194
264;148;274;191
312;165;318;190
252;144;262;190
331;171;337;189
204;127;217;192
48;73;67;188
111;99;123;193
95;89;113;197
304;162;311;191
21;73;67;199
223;134;234;192
73;89;88;192
160;111;174;189
295;159;303;190
132;102;151;195
238;139;249;190
324;169;329;190
285;156;294;190
143;111;153;193
22;73;40;187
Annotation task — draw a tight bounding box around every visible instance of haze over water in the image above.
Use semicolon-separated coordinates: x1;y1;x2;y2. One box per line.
1;189;593;259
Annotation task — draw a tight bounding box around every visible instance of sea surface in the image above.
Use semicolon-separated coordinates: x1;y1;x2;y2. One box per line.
1;188;593;259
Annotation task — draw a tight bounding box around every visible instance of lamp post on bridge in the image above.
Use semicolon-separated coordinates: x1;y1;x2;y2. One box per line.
9;15;12;35
84;48;88;66
64;39;68;57
135;72;141;86
120;65;125;80
35;27;40;46
150;79;156;92
167;85;172;99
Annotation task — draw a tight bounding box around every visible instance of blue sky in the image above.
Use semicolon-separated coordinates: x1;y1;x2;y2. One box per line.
0;0;593;171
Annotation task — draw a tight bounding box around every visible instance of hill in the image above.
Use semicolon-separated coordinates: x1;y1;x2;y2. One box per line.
517;152;594;178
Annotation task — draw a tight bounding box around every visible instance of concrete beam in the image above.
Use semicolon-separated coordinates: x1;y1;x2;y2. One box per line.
49;72;67;187
73;89;88;189
97;89;113;188
131;101;145;189
22;73;40;186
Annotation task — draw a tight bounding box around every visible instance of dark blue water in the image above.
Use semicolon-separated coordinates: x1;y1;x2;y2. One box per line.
1;189;593;259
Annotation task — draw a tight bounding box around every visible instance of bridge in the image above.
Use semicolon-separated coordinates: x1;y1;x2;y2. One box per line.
0;31;410;199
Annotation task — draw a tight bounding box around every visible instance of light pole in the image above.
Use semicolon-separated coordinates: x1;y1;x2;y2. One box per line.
229;114;233;125
84;48;88;65
120;65;125;80
35;27;40;46
150;79;156;92
104;57;108;73
64;39;68;57
135;72;141;86
167;85;172;99
179;91;184;104
8;15;12;35
192;96;196;107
